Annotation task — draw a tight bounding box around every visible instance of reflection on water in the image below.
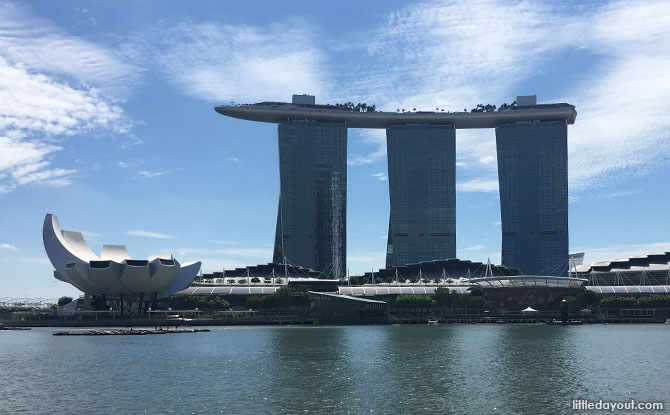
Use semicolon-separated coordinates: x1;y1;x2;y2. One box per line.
0;325;668;414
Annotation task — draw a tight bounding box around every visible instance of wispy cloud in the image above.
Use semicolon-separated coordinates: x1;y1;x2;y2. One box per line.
225;157;240;163
81;231;101;239
371;172;387;181
136;169;170;180
463;244;485;251
0;2;143;97
479;155;496;165
348;129;386;166
126;230;175;240
456;178;499;193
0;3;136;194
566;1;670;190
118;161;129;168
364;0;579;113
173;247;273;258
0;243;17;251
210;240;240;245
345;0;670;194
148;20;331;103
347;251;386;265
597;189;643;199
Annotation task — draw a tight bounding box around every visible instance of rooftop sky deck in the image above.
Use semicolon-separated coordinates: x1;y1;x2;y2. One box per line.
214;102;577;129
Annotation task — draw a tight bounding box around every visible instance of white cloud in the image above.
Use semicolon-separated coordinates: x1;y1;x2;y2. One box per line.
118;161;128;168
371;172;387;181
348;129;386;166
351;0;670;193
463;244;485;251
126;230;176;240
456;178;499;193
0;3;136;194
364;0;580;113
0;2;142;97
598;190;642;199
560;1;670;190
136;169;170;180
210;240;240;245
347;252;386;264
493;221;502;226
0;58;129;136
0;243;17;251
479;155;496;165
173;247;273;258
225;157;240;163
150;20;331;103
80;231;101;239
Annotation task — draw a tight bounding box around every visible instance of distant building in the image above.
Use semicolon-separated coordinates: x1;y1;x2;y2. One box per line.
496;120;569;275
273;119;347;278
386;124;456;267
575;252;670;286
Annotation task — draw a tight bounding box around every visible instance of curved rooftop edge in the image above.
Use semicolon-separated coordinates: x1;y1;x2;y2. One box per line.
214;103;576;129
586;285;670;295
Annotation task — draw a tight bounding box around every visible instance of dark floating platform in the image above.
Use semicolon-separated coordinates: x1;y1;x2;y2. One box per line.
53;328;210;336
0;327;32;331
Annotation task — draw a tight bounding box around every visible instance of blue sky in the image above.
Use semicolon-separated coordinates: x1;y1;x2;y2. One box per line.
1;0;669;298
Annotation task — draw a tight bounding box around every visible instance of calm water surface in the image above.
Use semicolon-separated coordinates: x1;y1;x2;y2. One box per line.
1;324;668;414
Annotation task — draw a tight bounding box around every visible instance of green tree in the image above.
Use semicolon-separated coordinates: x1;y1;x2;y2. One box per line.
246;296;263;309
394;295;435;307
275;277;284;285
434;287;457;306
227;279;235;285
250;277;261;284
575;290;598;308
238;279;247;285
58;296;73;306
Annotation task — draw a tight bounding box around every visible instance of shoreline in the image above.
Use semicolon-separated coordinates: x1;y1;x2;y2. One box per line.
2;314;666;328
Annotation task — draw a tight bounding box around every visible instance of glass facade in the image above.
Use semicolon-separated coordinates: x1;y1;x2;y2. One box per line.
496;120;568;276
273;120;347;278
386;124;456;267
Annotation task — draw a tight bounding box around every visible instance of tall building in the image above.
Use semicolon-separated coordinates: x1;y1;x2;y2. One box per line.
215;94;576;277
386;124;456;267
496;120;569;275
272;120;347;278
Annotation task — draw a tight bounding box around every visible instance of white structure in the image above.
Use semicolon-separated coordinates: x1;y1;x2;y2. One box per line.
43;214;200;299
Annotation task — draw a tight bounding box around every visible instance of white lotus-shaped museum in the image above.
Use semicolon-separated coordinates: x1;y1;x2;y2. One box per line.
42;213;201;299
